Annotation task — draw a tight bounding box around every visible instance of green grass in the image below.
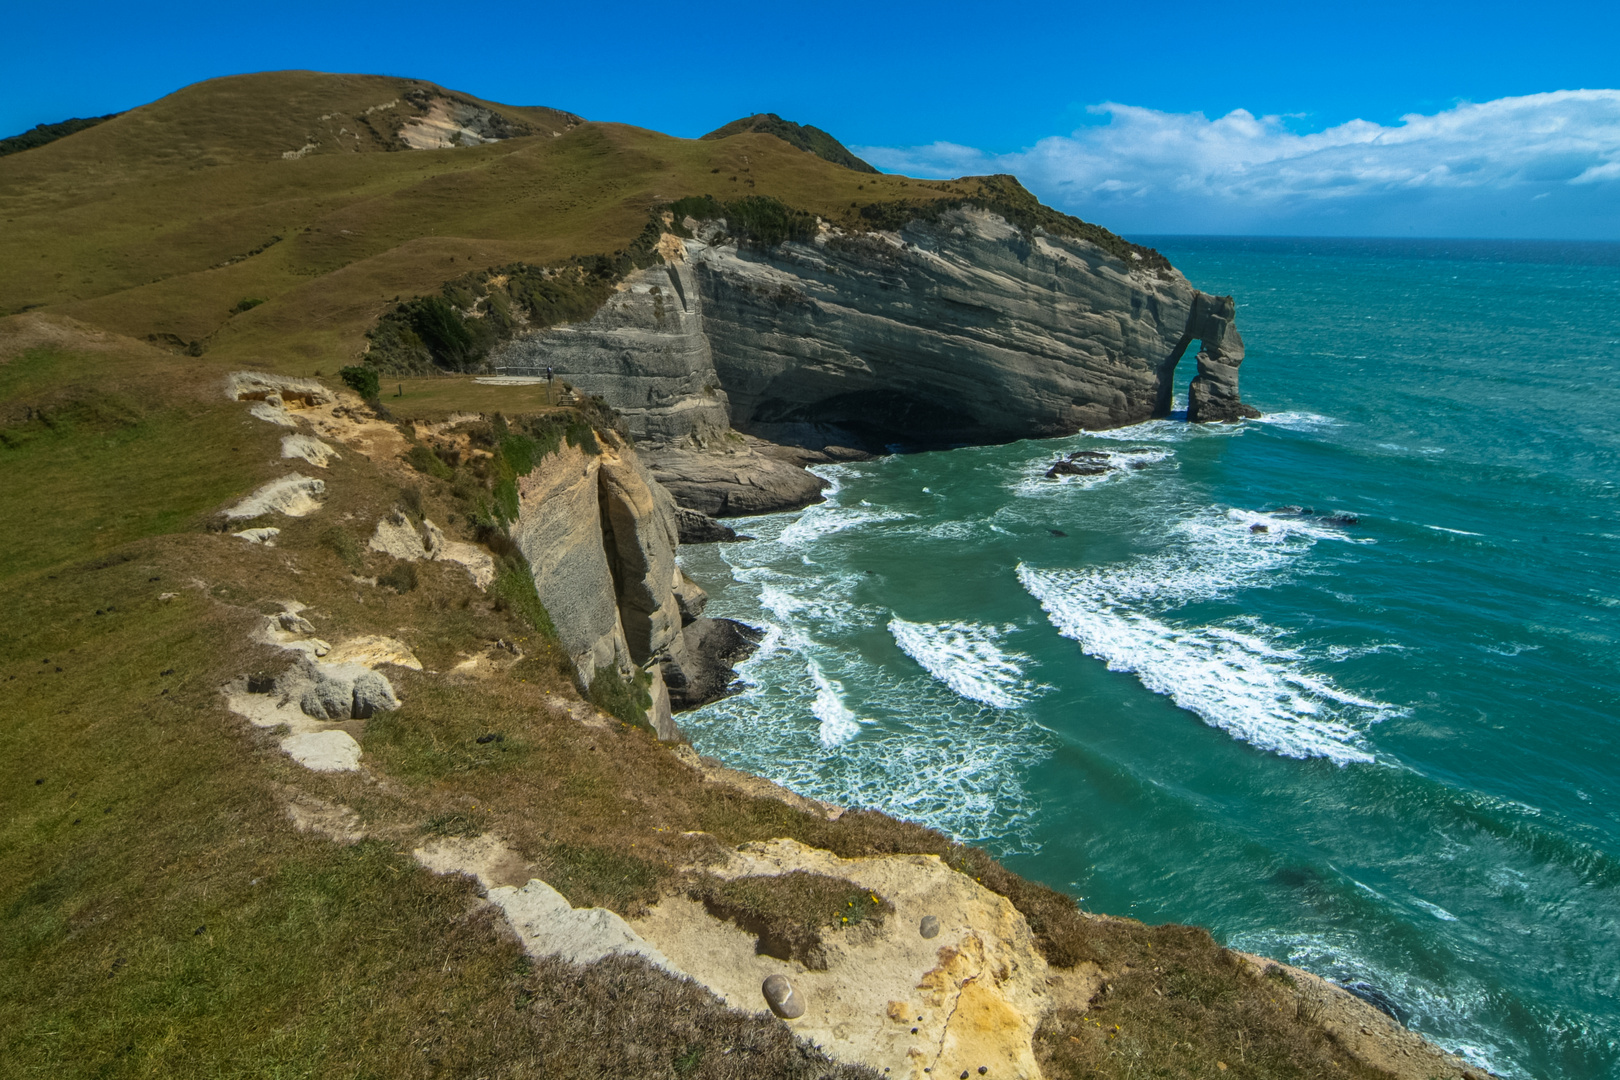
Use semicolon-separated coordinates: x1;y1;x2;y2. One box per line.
0;71;975;375
0;75;1432;1076
0;345;270;584
687;870;893;969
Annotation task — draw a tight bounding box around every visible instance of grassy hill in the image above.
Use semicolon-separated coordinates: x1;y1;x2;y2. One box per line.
0;71;983;384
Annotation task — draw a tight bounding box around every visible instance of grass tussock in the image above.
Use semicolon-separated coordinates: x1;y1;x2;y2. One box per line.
687;870;892;970
1035;923;1390;1080
588;664;655;731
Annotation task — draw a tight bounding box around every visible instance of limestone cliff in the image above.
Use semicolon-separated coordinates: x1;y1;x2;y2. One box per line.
510;431;750;736
495;206;1257;462
496;259;733;444
687;207;1257;447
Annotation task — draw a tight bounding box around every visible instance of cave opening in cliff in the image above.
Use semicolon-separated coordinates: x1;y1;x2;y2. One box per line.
1154;339;1199;421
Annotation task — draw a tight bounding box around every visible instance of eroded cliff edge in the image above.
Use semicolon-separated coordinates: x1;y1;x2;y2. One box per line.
495;205;1258;516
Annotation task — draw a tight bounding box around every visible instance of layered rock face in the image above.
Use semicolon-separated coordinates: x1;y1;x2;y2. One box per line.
686;209;1254;448
1181;292;1261;423
498;206;1256;513
494;261;732;444
510;434;750;736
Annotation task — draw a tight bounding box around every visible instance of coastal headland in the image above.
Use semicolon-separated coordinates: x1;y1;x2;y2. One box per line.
0;71;1483;1079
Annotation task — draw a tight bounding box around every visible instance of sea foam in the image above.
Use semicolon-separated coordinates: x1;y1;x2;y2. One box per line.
1016;505;1390;765
888;618;1035;709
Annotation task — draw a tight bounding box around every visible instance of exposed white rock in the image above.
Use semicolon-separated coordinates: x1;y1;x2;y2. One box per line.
223;474;325;519
629;838;1081;1079
233;527;281;545
413;835;678;973
226;372;333;406
489;879;680;973
368;511;494;589
281;433;339;467
249;400;299;427
324;634;422;670
369;510;430;560
224;680;361;773
280;730;362;772
289;659;399;720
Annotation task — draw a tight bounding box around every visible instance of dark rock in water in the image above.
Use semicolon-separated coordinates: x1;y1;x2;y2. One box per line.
1340;980;1406;1024
1045;459;1109;478
1068;450;1110;461
1250;523;1269;533
1183;293;1262;423
1048;529;1068;537
1323;512;1360;526
675;506;739;544
821;445;873;462
666;617;765;712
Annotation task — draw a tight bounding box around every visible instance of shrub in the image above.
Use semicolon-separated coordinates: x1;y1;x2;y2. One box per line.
339;365;380;400
491;556;557;640
378;562;418;593
230;297;266;315
405;444;452;480
667;194;816;248
588;665;653;730
363;218;668;376
319;525;363;572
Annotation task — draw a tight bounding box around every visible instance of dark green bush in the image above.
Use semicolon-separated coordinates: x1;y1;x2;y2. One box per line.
668;195;816;248
378;561;419;593
405;444;453;480
491;556;557;640
588;665;653;731
363;218;668;376
339;365;380;400
231;297;266;315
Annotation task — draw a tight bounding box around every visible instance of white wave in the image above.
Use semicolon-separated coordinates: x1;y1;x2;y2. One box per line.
809;660;862;746
888;618;1035;709
1254;411;1337;429
1425;524;1485;536
1010;445;1173;497
777;504;911;546
1018;556;1392;765
1412;897;1460;922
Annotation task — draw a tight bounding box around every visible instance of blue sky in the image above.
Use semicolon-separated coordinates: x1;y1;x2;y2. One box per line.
6;0;1618;237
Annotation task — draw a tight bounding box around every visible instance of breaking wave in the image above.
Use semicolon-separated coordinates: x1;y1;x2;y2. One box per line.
1017;506;1392;765
888;618;1035;709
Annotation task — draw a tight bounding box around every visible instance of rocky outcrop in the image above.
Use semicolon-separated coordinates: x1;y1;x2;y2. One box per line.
492;259;732;444
489;206;1255;519
629;837;1082;1079
510;432;760;735
664;617;763;712
685;208;1255;448
644;432;830;517
1180;292;1260;423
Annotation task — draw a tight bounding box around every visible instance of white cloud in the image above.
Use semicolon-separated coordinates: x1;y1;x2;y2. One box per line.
855;91;1620;236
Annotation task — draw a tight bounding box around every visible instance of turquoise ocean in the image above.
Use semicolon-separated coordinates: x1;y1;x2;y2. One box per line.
678;238;1620;1079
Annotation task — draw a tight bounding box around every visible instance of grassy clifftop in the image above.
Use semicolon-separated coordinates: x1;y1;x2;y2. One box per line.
0;71;1161;389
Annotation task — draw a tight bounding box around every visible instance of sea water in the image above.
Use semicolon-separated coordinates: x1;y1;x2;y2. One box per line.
678;238;1620;1079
